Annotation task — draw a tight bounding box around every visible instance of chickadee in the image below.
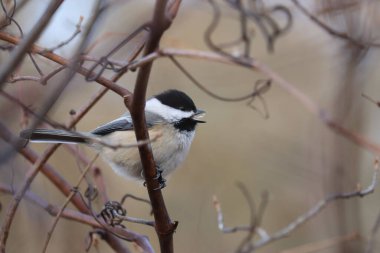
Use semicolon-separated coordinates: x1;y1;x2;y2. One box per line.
20;89;205;187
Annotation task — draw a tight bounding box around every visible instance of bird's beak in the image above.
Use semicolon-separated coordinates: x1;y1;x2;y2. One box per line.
192;109;206;123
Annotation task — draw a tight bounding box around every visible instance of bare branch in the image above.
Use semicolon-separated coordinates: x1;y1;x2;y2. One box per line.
0;0;64;90
128;1;181;253
6;65;66;85
42;16;83;53
0;31;132;98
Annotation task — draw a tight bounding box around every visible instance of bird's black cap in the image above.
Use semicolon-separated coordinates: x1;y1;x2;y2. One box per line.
155;89;197;112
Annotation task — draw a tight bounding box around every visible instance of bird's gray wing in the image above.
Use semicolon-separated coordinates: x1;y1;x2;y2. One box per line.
91;112;165;136
91;115;134;136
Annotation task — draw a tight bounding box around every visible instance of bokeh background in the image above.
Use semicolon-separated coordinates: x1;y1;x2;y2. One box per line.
1;0;380;252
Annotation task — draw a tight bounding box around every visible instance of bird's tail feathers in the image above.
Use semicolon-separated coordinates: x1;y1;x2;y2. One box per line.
20;129;92;144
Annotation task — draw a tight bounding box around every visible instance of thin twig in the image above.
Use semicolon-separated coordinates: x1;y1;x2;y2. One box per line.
0;31;132;98
114;213;155;227
236;183;257;253
42;154;99;253
169;56;271;102
362;93;380;108
0;0;64;90
252;165;378;250
85;24;149;82
0;0;28;29
214;166;377;251
42;16;83;53
6;65;66;85
213;195;252;233
120;193;151;207
206;0;292;54
28;53;44;76
6;75;41;83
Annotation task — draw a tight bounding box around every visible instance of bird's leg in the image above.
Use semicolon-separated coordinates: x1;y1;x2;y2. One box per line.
154;166;166;190
142;166;166;189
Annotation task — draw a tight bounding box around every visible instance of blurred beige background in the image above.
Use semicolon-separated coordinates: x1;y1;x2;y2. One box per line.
1;0;380;252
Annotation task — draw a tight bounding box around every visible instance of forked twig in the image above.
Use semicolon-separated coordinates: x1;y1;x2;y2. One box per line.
214;162;378;251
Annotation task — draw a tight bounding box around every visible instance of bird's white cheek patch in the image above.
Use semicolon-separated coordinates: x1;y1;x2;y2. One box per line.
145;98;193;122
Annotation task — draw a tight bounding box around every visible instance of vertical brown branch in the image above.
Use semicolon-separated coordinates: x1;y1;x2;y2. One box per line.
128;1;179;252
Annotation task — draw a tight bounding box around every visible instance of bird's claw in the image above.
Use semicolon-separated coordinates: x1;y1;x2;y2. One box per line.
142;166;166;190
153;179;166;190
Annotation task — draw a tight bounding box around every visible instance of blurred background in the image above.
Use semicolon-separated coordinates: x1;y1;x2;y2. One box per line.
1;0;380;252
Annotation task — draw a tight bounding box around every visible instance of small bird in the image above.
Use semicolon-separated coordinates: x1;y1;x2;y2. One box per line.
20;89;205;188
